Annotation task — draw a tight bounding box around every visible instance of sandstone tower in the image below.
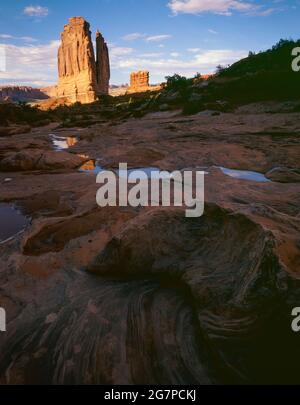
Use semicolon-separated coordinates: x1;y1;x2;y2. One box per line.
96;30;110;95
57;17;110;104
129;71;150;93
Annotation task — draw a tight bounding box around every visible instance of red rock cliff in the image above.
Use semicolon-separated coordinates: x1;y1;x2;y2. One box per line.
57;17;110;104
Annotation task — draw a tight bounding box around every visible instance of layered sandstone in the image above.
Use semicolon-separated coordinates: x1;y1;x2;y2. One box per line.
0;86;49;102
128;71;150;93
96;31;110;95
41;86;58;98
57;17;110;104
1;105;300;384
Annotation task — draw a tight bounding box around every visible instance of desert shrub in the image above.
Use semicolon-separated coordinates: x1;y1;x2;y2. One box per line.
208;70;300;104
164;74;193;91
216;65;227;75
217;38;300;78
182;101;205;115
0;103;52;126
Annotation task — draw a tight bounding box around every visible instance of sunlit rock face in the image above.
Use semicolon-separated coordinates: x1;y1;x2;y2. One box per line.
128;71;150;93
57;17;110;104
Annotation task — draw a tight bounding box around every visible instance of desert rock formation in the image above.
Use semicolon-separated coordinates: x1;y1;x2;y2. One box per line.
0;86;49;102
41;86;59;98
56;17;110;104
96;31;110;95
129;71;150;93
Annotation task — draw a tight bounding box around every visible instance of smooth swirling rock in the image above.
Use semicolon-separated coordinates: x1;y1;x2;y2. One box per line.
1;204;299;384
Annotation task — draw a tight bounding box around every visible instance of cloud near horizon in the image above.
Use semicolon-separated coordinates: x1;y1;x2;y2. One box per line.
168;0;276;16
0;34;37;42
110;48;248;82
0;41;58;87
0;38;247;87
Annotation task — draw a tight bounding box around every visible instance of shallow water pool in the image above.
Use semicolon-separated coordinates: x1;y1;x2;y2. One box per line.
0;203;30;243
219;167;270;183
50;134;78;151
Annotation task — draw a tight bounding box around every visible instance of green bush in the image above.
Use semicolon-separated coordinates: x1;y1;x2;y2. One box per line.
165;74;192;90
0;103;52;126
217;38;300;77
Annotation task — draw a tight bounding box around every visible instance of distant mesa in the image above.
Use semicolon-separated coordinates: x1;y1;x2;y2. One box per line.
0;86;49;103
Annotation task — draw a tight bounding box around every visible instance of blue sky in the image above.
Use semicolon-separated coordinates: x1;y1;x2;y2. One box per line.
0;0;299;86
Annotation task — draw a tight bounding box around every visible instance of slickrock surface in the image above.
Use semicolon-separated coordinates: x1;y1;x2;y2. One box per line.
0;105;300;384
0;150;87;172
57;17;110;103
0;125;31;137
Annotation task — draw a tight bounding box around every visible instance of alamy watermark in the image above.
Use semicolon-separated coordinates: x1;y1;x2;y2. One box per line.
96;164;205;218
292;47;300;72
291;307;300;332
0;307;6;332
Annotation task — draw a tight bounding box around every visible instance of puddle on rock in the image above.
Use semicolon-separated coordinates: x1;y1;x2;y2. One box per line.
219;167;270;183
50;134;78;151
79;160;102;174
79;161;170;178
0;203;30;244
118;167;169;179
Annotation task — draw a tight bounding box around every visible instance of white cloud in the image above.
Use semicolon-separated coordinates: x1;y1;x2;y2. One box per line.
20;36;38;42
0;46;5;72
208;29;218;34
122;33;145;41
0;34;37;42
145;35;172;42
168;0;275;16
0;34;248;88
139;52;164;58
23;5;49;17
0;40;59;86
122;33;172;43
109;46;134;56
188;48;201;53
111;48;248;81
0;41;133;87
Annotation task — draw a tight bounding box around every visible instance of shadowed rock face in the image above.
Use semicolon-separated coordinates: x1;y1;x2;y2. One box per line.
0;150;87;172
0;108;300;384
96;31;110;95
86;206;293;384
57;17;110;103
